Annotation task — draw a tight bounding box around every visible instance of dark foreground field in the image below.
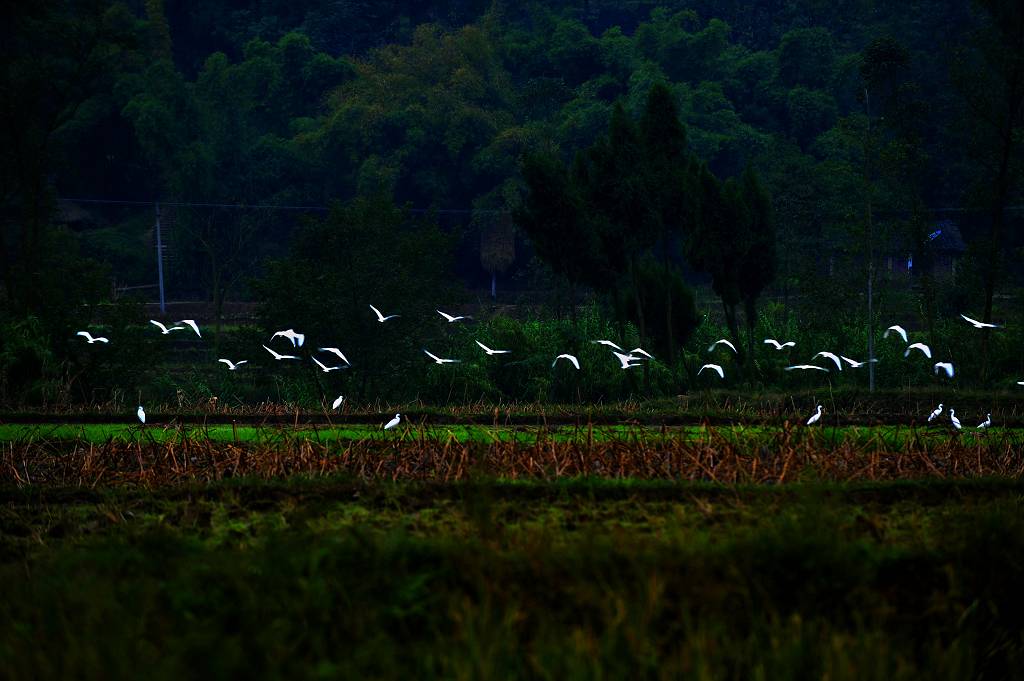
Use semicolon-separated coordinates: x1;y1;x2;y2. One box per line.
2;426;1024;679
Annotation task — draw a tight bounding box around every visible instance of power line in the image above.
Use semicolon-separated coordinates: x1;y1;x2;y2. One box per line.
58;196;510;215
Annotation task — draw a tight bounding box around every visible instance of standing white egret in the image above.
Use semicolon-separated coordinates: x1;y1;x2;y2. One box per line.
75;331;109;344
384;413;401;430
370;304;399;323
934;362;954;378
806;404;823;426
784;365;829;372
813;351;844;371
708;339;737;353
629;347;654;359
613;351;643;369
312;357;344;373
591;340;624;351
977;413;992;430
927;403;944;422
960;314;1002;329
840;356;877;368
137;405;146;424
318;348;351;365
904;342;932;359
263;344;299;361
271;329;305;347
763;338;795;350
552;354;580;370
883;325;908;343
698;363;725;379
218;359;248;371
423;349;461;365
177;319;201;337
150;320;184;335
949;409;962;431
475;340;510;355
331;395;345;410
437;309;472;323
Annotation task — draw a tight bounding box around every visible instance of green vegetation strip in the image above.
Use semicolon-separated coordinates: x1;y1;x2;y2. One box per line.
1;478;1023;679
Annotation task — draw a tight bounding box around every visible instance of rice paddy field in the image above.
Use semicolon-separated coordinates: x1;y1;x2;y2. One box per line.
3;407;1024;679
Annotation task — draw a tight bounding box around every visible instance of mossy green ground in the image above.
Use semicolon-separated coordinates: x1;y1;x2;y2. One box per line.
2;478;1024;679
0;422;1009;446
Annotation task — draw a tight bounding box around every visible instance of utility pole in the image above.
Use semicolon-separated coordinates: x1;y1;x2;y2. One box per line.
155;202;166;314
865;88;875;393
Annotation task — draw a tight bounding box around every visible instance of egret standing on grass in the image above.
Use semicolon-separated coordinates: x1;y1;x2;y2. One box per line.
384;413;401;430
928;403;943;422
370;305;400;323
76;331;109;344
218;359;248;371
806;405;823;425
950;409;962;431
331;395;345;410
978;413;992;430
137;405;146;424
698;364;725;379
552;354;580;370
150;320;184;335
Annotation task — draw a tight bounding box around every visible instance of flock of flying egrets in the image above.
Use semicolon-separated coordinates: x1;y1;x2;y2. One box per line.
75;308;1013;431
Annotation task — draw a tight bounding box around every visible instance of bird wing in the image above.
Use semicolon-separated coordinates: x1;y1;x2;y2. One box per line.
312;357;328;371
437;310;455;321
630;348;654;359
76;331;91;341
475;340;493;353
236;360;247;366
423;349;442;363
370;305;385;322
884;325;908;342
218;359;233;368
763;339;780;349
960;314;981;327
699;364;723;378
568;355;580;369
785;365;828;372
592;340;623;351
840;356;860;367
179;319;201;337
263;344;282;359
150;320;167;333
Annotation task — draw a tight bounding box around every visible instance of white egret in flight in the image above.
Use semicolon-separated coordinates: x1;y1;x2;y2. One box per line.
904;342;931;359
263;344;299;361
312;357;344;373
613;351;643;369
552;354;580;370
76;331;109;344
785;365;829;372
883;325;908;343
960;314;1001;329
370;305;400;323
708;339;737;353
437;309;472;323
950;409;962;431
272;329;304;347
763;339;795;350
318;348;351;365
150;320;184;335
806;405;823;426
698;363;725;379
934;362;954;378
840;356;877;368
218;359;248;371
384;413;401;430
177;319;201;337
137;405;146;424
927;404;943;422
475;340;510;355
331;395;345;410
591;340;624;351
813;351;844;371
423;349;460;365
977;413;992;430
